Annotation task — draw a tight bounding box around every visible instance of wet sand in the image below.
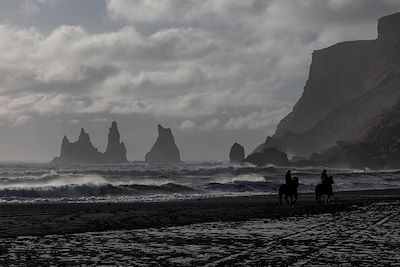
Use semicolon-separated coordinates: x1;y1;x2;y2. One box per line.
0;189;399;238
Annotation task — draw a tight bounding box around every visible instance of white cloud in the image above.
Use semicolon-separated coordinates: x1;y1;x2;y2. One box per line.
199;118;221;131
223;106;291;133
91;117;109;122
20;0;64;15
106;0;269;24
21;1;41;14
179;120;196;130
12;115;32;126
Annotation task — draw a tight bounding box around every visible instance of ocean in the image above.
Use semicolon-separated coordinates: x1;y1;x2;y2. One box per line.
0;162;399;203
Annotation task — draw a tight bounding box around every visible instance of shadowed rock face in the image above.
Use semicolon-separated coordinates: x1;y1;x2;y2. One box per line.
229;143;245;163
145;125;182;164
312;100;400;169
378;12;400;39
253;12;400;158
245;147;289;167
52;121;128;164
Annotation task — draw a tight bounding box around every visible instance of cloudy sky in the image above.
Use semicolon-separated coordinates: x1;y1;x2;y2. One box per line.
0;0;399;162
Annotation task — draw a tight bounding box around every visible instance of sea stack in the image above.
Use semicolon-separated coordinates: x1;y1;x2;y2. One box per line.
52;128;103;164
145;124;182;164
51;121;128;164
245;147;289;167
103;121;128;163
229;143;245;163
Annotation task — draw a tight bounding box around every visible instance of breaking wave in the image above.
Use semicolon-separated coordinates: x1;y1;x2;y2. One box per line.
0;183;197;199
0;162;399;202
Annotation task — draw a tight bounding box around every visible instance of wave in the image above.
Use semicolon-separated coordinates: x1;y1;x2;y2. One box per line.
206;181;279;192
56;166;280;178
0;165;278;180
2;163;400;183
0;163;400;203
0;183;197;199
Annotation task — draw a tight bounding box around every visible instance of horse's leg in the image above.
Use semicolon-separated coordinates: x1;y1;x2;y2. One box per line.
285;195;290;205
315;185;322;203
315;191;320;203
293;192;298;205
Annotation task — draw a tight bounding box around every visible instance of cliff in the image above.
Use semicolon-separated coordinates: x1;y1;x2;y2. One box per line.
254;12;400;158
51;121;128;164
312;100;400;169
145;124;182;164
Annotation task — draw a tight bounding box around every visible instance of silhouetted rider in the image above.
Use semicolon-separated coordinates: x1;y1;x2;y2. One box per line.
285;170;293;186
321;170;328;184
321;169;333;195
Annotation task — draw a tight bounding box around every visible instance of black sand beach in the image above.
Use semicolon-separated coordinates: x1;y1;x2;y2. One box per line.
1;189;399;238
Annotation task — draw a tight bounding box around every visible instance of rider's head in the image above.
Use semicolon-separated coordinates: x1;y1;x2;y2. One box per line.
287;170;291;174
322;169;327;174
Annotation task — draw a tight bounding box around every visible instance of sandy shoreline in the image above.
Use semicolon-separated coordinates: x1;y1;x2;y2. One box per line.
0;189;399;238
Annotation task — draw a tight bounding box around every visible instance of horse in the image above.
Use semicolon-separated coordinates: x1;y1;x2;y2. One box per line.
279;177;299;205
315;176;334;204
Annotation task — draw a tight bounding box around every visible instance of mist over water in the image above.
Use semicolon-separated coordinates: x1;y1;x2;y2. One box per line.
0;162;400;203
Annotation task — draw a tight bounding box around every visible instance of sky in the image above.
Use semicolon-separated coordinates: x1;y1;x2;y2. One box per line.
0;0;399;162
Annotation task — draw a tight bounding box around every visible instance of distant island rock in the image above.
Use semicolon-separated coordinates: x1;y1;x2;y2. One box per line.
245;147;289;167
229;143;245;163
145;124;182;164
250;12;400;168
51;121;128;164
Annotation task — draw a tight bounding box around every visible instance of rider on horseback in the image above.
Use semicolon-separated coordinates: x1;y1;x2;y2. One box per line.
285;170;293;186
280;170;299;205
321;170;328;183
321;170;333;195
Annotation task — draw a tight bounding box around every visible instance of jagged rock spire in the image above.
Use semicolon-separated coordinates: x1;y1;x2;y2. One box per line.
145;124;182;164
104;121;128;163
52;121;128;164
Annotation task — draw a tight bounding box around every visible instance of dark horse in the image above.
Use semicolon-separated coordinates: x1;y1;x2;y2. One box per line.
315;176;334;203
279;177;299;205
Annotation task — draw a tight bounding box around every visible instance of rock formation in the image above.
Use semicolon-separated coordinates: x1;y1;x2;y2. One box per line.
103;121;128;163
312;100;400;169
245;147;289;167
252;12;400;158
145;124;182;164
52;121;128;164
229;143;245;163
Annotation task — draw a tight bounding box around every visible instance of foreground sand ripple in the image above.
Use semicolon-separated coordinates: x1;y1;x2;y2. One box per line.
0;201;399;266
